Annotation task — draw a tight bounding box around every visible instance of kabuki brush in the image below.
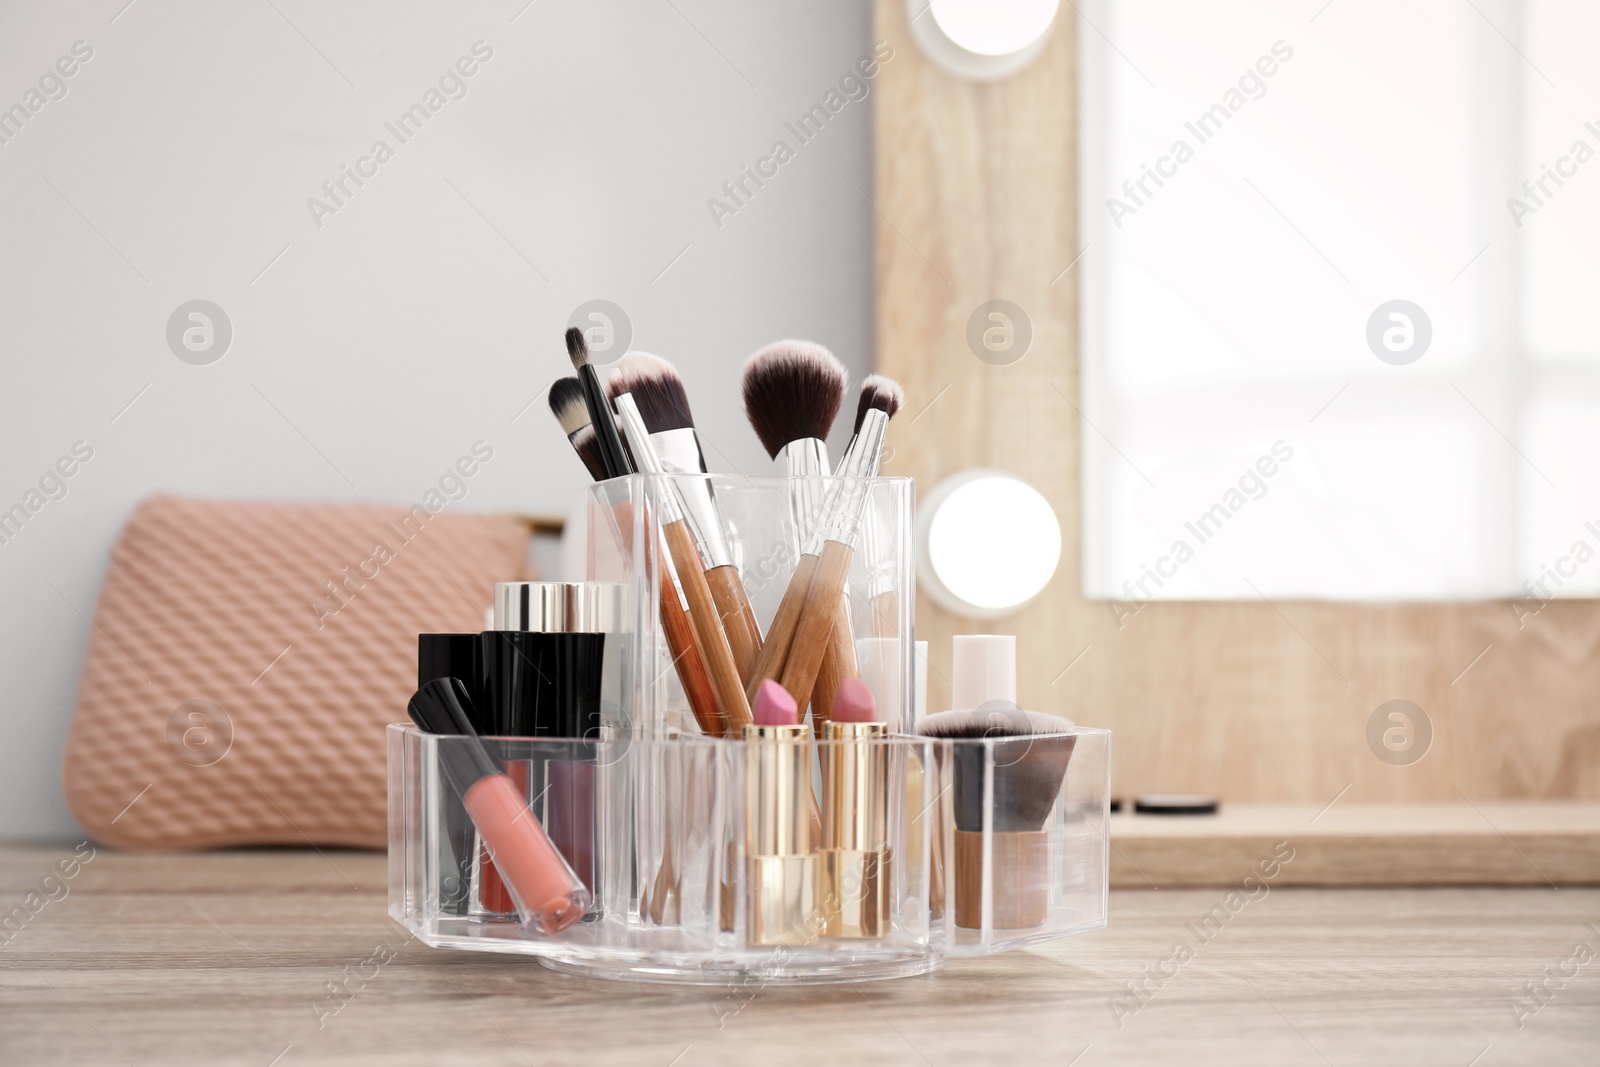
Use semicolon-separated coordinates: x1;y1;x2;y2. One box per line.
917;707;1076;929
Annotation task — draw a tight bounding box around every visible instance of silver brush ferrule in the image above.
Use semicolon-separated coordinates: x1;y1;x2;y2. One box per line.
830;429;888;598
649;426;734;569
779;437;829;551
814;409;887;549
614;395;685;526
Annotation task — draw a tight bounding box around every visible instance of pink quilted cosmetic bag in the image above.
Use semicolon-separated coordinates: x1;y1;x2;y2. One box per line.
62;495;531;850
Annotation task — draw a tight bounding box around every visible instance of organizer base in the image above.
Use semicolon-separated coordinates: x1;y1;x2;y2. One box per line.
538;954;943;986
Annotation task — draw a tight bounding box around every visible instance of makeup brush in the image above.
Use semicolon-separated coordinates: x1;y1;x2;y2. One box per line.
614;392;754;731
739;342;852;724
407;678;590;934
549;376;608;481
917;706;1077;929
608;353;764;686
549;379;723;738
757;369;898;711
741;340;849;547
812;375;907;722
744;370;900;706
851;375;904;438
769;405;889;709
848;376;905;639
566;327;630;478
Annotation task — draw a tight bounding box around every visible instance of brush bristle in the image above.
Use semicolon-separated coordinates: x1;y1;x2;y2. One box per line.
607;352;694;433
740;340;849;458
853;375;905;434
565;326;590;370
917;707;1073;739
569;425;608;482
919;706;1076;832
548;377;591;438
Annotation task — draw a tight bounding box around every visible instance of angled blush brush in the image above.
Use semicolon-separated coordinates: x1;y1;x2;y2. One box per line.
608;353;764;687
846;375;904;461
615;391;754;732
549;378;723;737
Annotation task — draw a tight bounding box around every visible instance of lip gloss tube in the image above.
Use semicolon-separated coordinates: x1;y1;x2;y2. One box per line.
472;582;617;919
819;678;890;939
407;678;590;935
745;680;817;947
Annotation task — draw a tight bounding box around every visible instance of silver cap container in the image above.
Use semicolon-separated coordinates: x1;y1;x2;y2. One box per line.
493;582;624;633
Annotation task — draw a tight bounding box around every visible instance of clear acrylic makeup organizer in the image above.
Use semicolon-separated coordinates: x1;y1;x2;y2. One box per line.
388;474;1111;983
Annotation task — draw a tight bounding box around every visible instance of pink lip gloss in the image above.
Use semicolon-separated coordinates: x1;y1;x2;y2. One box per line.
408;677;590;935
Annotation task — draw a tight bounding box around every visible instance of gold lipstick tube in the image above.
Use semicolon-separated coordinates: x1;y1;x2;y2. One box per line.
745;722;817;946
819;721;890;938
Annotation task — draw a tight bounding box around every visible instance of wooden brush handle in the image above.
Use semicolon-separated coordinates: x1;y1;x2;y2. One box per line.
810;594;858;740
613;498;722;736
745;552;819;706
778;539;853;709
663;519;752;732
657;580;724;737
705;564;762;686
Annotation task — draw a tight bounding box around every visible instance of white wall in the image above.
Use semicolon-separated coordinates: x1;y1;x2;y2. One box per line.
0;0;873;839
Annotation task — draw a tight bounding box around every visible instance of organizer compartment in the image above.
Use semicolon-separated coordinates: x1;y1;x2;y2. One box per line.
388;473;1111;982
388;725;943;982
584;474;917;737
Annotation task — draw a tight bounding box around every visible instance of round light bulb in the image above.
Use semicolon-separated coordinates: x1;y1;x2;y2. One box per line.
916;471;1061;618
909;0;1061;81
929;0;1060;56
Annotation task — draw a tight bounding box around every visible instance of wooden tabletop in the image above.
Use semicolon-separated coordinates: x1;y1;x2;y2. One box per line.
2;844;1597;1065
1110;802;1600;887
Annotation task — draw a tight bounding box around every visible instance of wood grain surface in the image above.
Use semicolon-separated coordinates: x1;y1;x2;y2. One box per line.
2;845;1597;1065
1109;802;1600;888
869;0;1600;803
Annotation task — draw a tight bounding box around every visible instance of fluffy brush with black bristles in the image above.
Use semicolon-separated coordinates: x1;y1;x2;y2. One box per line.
742;340;849;555
740;341;849;461
548;376;607;482
566;327;631;478
853;374;904;436
606;352;696;435
918;708;1077;832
